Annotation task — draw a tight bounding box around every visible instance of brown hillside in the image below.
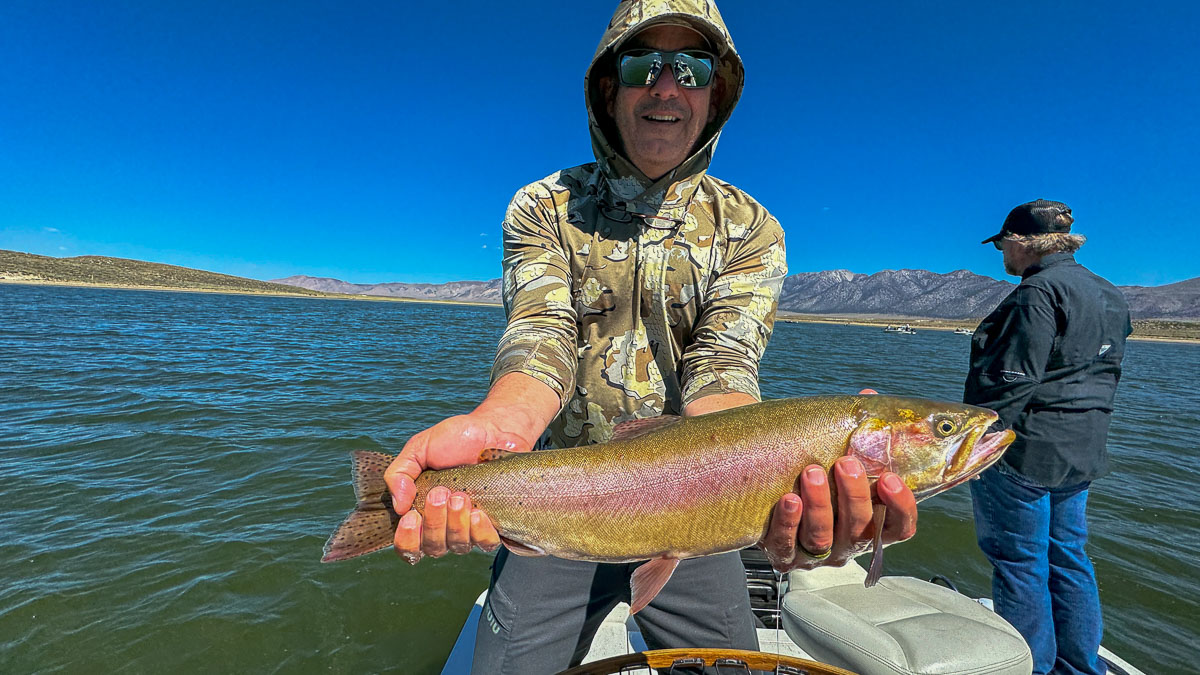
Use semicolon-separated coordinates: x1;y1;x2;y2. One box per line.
0;249;326;297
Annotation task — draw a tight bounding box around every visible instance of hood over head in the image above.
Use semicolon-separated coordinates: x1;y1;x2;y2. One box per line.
585;0;744;220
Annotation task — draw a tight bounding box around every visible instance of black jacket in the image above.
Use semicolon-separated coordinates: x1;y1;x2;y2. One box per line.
964;253;1132;487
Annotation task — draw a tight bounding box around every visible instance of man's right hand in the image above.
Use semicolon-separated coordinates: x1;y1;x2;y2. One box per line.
383;373;561;564
384;414;519;563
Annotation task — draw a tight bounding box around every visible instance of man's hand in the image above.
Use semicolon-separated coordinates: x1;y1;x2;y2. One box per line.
384;373;560;564
385;414;518;563
760;458;918;572
759;387;919;572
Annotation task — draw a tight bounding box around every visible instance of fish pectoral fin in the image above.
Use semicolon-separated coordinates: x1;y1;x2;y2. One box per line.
629;557;680;615
847;421;892;477
611;415;682;442
864;503;888;587
499;536;547;557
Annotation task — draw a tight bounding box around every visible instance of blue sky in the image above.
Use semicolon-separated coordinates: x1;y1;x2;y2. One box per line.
2;1;1197;287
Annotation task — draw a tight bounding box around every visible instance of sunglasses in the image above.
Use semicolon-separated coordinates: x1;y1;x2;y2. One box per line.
993;239;1005;250
617;49;716;88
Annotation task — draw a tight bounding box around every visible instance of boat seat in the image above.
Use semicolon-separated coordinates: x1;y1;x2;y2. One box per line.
780;560;1032;675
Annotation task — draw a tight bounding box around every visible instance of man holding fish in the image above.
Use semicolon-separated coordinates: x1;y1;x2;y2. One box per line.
380;1;922;670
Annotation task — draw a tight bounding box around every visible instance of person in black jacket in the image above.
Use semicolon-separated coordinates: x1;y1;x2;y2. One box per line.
965;199;1130;675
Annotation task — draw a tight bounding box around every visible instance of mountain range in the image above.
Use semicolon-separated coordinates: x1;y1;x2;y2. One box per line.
271;275;502;304
273;270;1200;321
2;249;1195;321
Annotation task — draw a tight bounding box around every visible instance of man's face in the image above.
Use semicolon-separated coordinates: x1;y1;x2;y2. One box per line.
1000;238;1037;276
607;25;717;180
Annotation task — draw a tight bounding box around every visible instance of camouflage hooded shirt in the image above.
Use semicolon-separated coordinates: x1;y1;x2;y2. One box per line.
491;0;787;448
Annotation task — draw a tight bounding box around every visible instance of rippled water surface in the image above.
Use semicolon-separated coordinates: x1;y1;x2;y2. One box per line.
1;284;1196;673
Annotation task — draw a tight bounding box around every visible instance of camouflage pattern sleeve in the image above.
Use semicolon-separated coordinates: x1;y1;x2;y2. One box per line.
680;211;787;407
490;182;579;410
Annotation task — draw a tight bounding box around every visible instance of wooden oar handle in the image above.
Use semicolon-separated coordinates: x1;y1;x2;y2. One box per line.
556;648;860;674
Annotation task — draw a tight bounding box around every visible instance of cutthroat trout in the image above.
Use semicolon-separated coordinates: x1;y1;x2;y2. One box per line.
322;395;1013;613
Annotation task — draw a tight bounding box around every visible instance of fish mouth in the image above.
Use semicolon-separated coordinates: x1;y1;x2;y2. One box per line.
946;428;1014;489
916;427;1015;500
974;427;1016;459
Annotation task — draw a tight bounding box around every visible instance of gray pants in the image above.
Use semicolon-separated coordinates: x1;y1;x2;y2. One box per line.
471;549;758;674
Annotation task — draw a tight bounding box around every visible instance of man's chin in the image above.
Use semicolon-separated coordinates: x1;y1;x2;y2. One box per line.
628;144;689;178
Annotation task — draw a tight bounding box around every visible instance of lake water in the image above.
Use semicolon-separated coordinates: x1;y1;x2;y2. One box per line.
1;284;1197;674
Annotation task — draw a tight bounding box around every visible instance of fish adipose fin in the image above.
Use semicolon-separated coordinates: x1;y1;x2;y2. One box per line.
321;451;401;563
611;415;682;442
629;557;680;614
864;503;887;587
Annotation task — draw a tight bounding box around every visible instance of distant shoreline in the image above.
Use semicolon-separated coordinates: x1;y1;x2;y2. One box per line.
778;312;978;332
5;278;1196;344
0;277;502;309
776;312;1200;345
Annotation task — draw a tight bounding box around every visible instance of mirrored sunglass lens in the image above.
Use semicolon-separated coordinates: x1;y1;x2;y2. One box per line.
620;51;713;87
673;52;713;87
620;53;663;86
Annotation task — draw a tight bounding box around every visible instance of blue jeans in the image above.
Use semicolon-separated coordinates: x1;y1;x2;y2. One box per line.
971;465;1106;675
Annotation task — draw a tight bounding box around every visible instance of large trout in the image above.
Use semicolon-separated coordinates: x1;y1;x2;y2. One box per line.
322;395;1013;613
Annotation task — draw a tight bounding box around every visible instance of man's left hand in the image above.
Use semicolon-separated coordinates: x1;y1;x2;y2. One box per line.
759;457;917;572
759;387;918;572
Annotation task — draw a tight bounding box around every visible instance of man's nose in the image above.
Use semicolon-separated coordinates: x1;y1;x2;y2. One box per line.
649;66;681;98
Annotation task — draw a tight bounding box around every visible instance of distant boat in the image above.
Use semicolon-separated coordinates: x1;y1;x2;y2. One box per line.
954;328;974;335
884;324;916;334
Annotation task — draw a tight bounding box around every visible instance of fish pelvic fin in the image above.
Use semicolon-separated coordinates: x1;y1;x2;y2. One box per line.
864;503;888;587
629;557;680;615
321;451;401;563
499;536;547;557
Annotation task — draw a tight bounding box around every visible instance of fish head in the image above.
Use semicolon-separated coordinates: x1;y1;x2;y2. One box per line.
847;396;1015;501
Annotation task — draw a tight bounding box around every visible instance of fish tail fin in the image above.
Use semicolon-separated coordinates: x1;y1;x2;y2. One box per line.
321;451;401;563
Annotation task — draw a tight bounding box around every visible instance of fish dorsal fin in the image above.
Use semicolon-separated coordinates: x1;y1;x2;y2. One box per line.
864;503;888;588
629;557;680;614
478;448;521;463
611;415;682;442
500;536;547;557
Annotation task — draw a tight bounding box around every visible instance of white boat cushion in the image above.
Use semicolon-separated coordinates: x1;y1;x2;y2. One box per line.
781;562;1032;675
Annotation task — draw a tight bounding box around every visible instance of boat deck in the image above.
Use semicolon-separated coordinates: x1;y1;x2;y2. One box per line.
441;555;1146;675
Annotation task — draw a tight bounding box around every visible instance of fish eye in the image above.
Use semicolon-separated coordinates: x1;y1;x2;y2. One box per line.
932;416;958;437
